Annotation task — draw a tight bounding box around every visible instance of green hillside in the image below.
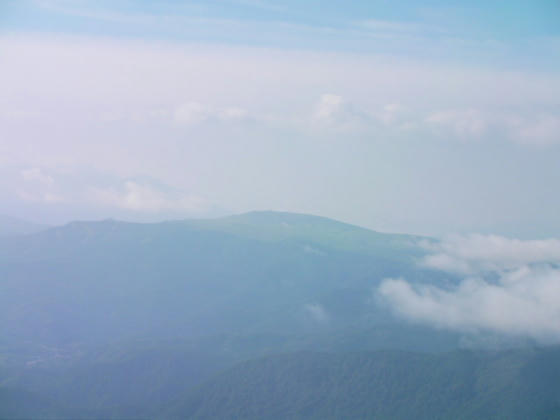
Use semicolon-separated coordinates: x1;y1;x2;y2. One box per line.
182;211;424;260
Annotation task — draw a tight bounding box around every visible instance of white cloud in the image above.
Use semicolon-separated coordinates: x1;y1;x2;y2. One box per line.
88;181;206;213
420;234;560;274
425;109;560;145
313;94;344;121
3;165;211;217
310;97;560;145
311;94;373;130
220;107;249;120
380;266;560;343
174;102;249;126
16;189;64;204
377;103;406;125
507;114;560;146
426;109;487;138
379;234;560;343
173;102;210;126
21;167;54;187
17;167;64;203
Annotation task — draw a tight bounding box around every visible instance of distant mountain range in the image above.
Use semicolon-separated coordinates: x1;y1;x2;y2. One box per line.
0;214;48;236
0;211;547;419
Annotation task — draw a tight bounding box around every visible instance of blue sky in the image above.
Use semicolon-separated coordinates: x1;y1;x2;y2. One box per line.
0;1;559;237
3;0;559;36
2;0;559;67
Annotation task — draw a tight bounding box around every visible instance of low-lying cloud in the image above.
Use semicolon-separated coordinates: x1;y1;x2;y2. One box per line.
420;234;560;274
379;234;560;343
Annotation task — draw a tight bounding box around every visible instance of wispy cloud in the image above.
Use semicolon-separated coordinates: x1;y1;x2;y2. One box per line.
174;102;249;126
425;109;560;145
25;0;545;65
425;109;487;139
32;0;149;23
310;94;371;129
304;303;329;323
230;0;285;12
88;181;206;213
4;165;211;217
17;167;64;203
355;19;446;41
507;114;560;146
309;95;560;145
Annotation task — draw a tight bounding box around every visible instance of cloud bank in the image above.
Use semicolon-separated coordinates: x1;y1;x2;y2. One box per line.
379;235;560;343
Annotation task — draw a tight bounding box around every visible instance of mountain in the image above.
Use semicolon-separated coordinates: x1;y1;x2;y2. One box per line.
0;211;527;418
0;211;448;349
183;211;424;260
173;348;560;420
0;214;48;236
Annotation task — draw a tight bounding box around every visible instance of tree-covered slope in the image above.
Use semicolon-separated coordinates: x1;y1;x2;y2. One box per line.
0;386;71;419
173;348;560;420
0;211;471;418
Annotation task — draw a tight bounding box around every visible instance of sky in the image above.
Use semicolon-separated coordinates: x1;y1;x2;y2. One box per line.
1;0;559;238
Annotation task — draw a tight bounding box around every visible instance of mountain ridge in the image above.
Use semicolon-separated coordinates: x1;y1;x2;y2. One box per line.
8;210;426;262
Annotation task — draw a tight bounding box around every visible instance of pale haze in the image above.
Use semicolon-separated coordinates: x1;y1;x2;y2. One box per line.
1;0;559;237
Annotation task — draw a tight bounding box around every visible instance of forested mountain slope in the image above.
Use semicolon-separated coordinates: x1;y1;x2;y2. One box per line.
174;348;560;420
